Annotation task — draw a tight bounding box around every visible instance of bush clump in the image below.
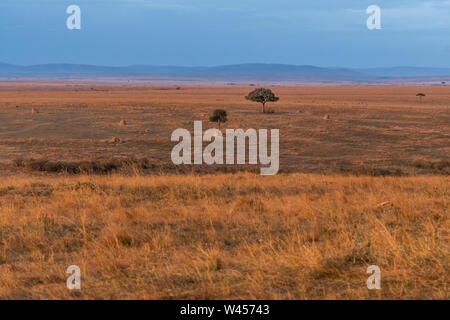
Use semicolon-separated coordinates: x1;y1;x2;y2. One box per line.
340;166;404;177
13;157;155;174
413;160;449;174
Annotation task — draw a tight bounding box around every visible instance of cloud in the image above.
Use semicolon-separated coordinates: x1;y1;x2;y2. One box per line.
373;1;450;30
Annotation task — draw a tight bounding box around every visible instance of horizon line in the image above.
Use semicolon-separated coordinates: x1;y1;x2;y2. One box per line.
2;61;450;70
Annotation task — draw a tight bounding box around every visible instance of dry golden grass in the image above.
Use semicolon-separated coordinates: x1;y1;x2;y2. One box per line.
0;173;447;299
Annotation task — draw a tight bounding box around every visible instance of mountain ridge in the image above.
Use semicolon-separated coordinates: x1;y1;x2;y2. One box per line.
1;62;450;80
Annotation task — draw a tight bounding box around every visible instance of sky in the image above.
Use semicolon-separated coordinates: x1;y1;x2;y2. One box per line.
0;0;449;68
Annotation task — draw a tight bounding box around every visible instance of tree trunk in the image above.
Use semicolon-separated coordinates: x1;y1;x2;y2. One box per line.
261;102;266;113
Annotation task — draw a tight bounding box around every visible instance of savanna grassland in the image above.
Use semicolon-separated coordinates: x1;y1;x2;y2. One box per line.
0;83;448;299
0;84;448;174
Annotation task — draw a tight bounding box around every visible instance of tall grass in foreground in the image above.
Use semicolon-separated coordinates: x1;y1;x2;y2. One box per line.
0;173;448;299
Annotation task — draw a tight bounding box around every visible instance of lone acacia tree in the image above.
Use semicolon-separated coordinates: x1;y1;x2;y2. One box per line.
416;93;426;102
209;109;227;129
246;88;279;113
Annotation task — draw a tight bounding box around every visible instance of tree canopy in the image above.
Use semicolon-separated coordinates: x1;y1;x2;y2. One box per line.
245;88;279;113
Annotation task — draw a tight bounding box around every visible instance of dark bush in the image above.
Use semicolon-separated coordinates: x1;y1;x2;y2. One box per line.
413;160;449;174
340;166;404;177
13;157;155;175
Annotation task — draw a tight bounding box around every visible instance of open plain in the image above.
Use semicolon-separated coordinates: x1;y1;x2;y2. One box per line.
0;83;448;299
0;84;449;175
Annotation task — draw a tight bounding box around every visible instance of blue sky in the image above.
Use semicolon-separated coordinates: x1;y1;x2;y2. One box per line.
0;0;449;67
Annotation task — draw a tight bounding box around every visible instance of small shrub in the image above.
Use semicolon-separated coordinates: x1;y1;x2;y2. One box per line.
209;109;228;129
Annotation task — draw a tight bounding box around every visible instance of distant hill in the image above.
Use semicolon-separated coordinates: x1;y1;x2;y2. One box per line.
1;62;450;81
357;66;450;77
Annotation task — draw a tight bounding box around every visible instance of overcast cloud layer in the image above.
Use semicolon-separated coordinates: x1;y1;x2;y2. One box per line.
0;0;449;67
